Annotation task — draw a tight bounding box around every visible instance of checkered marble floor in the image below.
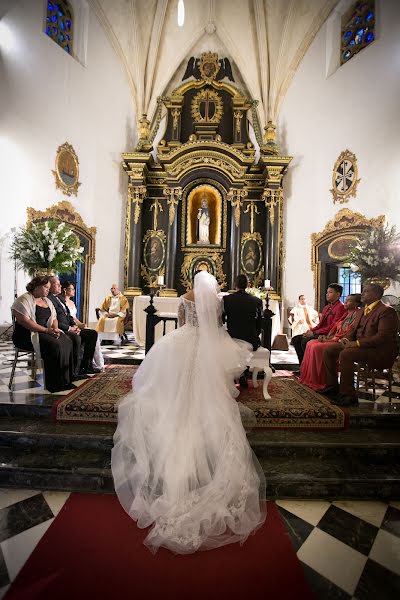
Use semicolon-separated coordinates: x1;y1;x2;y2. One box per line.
0;490;398;599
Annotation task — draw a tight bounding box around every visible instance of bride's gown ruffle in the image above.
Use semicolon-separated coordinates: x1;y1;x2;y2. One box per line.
111;297;266;554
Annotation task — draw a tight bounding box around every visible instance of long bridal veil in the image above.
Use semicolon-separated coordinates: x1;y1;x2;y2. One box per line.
111;271;266;554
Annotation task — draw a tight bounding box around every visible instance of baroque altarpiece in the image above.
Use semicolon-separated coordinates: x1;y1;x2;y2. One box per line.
122;53;292;298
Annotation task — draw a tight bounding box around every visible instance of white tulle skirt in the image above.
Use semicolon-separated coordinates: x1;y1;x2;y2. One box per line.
111;324;266;554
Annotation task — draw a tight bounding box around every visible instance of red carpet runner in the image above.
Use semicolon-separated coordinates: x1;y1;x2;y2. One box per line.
5;494;313;600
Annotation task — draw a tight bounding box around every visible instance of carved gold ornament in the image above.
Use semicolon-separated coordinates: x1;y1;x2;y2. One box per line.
52;142;81;196
191;89;223;124
262;188;282;225
243;200;260;234
128;185;147;224
180;251;226;291
166;152;244;180
227;188;248;227
199;52;220;82
330;150;361;204
163;187;183;225
150;199;163;231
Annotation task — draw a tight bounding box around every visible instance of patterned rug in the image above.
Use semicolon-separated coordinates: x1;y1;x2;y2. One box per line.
239;377;347;430
53;365;136;423
54;365;346;429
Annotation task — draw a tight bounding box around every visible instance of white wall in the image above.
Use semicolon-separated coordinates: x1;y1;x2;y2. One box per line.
0;0;136;324
278;0;400;309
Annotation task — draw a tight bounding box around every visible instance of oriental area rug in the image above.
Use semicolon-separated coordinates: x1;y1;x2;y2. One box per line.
53;365;346;430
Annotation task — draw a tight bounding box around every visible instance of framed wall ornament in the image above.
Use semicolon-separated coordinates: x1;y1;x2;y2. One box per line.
141;229;166;287
240;232;262;275
180;251;227;291
330;149;360;204
52;142;81;196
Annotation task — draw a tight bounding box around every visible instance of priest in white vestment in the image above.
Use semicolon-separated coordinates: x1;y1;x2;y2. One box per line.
289;295;319;337
97;284;129;342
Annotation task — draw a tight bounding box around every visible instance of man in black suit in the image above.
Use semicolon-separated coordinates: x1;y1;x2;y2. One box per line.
48;277;98;376
223;274;263;387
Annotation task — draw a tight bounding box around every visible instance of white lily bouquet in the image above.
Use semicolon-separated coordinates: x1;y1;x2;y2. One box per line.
10;220;84;276
346;224;400;283
246;287;267;300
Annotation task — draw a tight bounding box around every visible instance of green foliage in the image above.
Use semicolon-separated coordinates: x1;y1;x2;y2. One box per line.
346;224;400;282
10;220;84;277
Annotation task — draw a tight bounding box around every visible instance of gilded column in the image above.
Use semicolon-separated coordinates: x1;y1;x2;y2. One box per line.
163;186;182;294
227;187;248;288
124;184;146;294
262;187;282;293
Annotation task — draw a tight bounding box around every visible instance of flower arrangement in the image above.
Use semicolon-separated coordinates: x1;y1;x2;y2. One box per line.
346;224;400;283
10;220;84;276
246;287;267;300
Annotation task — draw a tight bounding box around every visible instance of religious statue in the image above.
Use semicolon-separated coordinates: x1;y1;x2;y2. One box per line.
197;197;210;245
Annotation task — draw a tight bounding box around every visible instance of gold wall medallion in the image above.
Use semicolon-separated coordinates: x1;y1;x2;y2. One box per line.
240;232;263;275
52;142;81;196
143;229;166;272
330;149;361;204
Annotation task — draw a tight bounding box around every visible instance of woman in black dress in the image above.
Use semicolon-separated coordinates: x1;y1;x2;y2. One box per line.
12;276;74;393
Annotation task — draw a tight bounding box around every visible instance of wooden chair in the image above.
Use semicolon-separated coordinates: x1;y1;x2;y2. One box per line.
95;307;132;344
356;362;396;403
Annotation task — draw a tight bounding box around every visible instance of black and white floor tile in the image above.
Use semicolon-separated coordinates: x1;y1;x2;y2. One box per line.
0;491;399;599
276;498;400;599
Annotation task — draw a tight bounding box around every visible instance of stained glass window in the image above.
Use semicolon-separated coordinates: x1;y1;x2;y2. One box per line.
45;1;73;55
341;0;375;65
338;266;362;303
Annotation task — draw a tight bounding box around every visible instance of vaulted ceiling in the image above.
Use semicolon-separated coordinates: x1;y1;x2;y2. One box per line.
89;0;339;132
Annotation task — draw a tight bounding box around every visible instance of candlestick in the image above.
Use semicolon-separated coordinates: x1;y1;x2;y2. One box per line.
157;275;164;286
264;279;271;289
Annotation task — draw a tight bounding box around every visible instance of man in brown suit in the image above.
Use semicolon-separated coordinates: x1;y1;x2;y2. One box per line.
323;284;399;406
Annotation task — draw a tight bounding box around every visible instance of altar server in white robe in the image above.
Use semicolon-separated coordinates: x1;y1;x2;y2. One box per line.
97;284;129;342
289;295;319;337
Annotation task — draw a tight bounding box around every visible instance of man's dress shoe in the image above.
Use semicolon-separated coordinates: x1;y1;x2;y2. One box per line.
239;375;248;388
319;385;339;397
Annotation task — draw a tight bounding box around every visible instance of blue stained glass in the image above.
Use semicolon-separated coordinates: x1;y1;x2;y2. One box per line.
46;16;50;22
66;20;71;28
355;28;365;43
65;45;70;53
343;50;351;60
349;39;355;46
52;26;58;36
48;2;54;9
366;31;374;42
52;15;57;22
59;34;64;42
355;16;362;25
58;11;63;17
46;26;51;35
66;34;70;40
61;21;65;30
344;30;352;41
366;11;374;21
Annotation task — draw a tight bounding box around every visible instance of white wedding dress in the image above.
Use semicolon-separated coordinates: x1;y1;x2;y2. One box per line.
111;271;266;554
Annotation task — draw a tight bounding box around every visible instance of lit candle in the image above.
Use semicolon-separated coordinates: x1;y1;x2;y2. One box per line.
264;279;271;289
157;275;164;286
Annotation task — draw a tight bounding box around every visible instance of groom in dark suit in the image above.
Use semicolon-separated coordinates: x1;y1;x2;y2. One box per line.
223;274;263;387
48;276;98;377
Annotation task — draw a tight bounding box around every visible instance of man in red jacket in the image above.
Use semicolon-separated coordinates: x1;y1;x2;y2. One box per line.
292;283;346;367
323;283;399;406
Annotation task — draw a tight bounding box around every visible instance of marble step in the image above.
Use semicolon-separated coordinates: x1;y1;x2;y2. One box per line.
1;419;400;458
0;446;399;498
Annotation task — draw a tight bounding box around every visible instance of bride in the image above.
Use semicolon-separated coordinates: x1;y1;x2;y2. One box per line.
111;270;266;554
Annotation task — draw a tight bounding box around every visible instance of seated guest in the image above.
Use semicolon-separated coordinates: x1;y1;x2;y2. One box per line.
11;276;74;393
289;295;319;337
300;294;362;391
292;283;346;367
60;281;104;372
48;276;98;376
97;284;129;345
323;283;399;406
223;274;263;387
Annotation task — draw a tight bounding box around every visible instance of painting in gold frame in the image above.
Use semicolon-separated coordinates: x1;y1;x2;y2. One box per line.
186;184;222;246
